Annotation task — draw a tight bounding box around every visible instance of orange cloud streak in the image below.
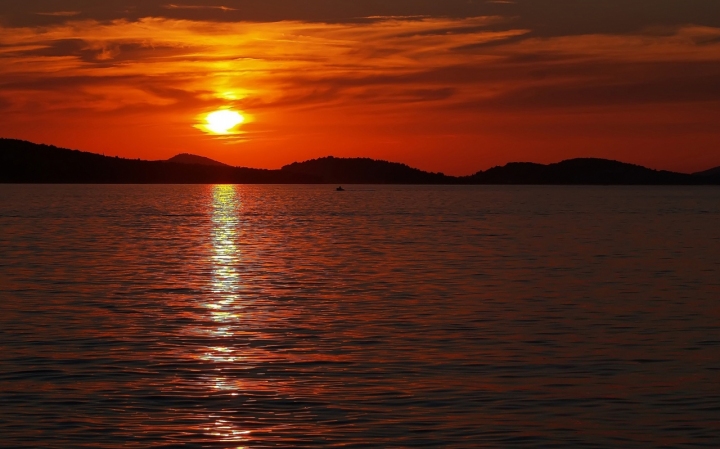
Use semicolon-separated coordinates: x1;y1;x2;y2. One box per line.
0;17;719;173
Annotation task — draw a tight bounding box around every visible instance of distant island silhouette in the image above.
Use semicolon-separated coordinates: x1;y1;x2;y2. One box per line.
1;138;718;185
167;153;232;167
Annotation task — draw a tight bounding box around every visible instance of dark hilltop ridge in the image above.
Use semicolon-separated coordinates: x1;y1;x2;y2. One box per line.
694;166;720;178
0;139;317;184
284;156;716;185
1;138;719;185
282;156;450;184
167;153;231;167
465;159;704;185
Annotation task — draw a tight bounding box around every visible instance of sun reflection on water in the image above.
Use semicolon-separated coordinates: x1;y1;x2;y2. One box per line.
203;185;250;443
211;185;241;292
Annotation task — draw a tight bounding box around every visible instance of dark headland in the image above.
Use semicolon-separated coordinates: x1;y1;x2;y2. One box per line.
1;138;718;185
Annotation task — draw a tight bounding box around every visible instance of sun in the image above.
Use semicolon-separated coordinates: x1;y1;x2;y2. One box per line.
205;109;245;135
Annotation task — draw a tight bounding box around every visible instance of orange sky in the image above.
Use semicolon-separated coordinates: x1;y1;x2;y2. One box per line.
1;2;720;174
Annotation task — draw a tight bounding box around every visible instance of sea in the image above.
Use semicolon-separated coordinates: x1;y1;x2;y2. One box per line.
0;185;719;448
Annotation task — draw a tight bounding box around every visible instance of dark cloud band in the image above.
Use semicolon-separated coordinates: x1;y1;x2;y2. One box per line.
5;0;720;36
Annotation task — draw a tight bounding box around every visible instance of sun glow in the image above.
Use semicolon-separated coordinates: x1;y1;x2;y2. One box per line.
204;110;245;135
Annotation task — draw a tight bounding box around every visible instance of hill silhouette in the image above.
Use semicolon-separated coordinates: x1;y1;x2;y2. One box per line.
282;156;452;184
467;158;700;185
1;138;718;185
167;153;230;167
694;166;720;177
0;139;318;184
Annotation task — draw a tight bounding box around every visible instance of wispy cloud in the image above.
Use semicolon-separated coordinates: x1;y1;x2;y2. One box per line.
163;4;237;11
35;11;82;17
0;17;523;111
1;17;719;117
362;15;431;20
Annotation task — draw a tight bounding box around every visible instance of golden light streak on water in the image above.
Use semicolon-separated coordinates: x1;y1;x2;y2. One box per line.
202;185;251;444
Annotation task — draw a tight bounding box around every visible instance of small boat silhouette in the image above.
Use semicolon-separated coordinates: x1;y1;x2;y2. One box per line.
336;186;345;191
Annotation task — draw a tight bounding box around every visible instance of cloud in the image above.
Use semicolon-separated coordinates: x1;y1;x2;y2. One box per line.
35;11;82;17
0;17;509;109
0;15;719;123
2;1;719;33
163;4;237;11
362;15;431;20
452;62;720;111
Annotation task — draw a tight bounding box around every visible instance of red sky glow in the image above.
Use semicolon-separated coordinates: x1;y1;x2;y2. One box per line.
1;1;719;174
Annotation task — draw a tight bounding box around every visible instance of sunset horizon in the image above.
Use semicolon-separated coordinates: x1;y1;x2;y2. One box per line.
4;135;720;177
2;3;719;448
1;1;719;175
5;134;720;178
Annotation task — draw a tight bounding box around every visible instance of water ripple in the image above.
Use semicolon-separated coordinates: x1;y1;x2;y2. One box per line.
0;185;719;447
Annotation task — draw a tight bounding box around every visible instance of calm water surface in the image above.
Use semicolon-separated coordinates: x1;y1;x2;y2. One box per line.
0;185;719;448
